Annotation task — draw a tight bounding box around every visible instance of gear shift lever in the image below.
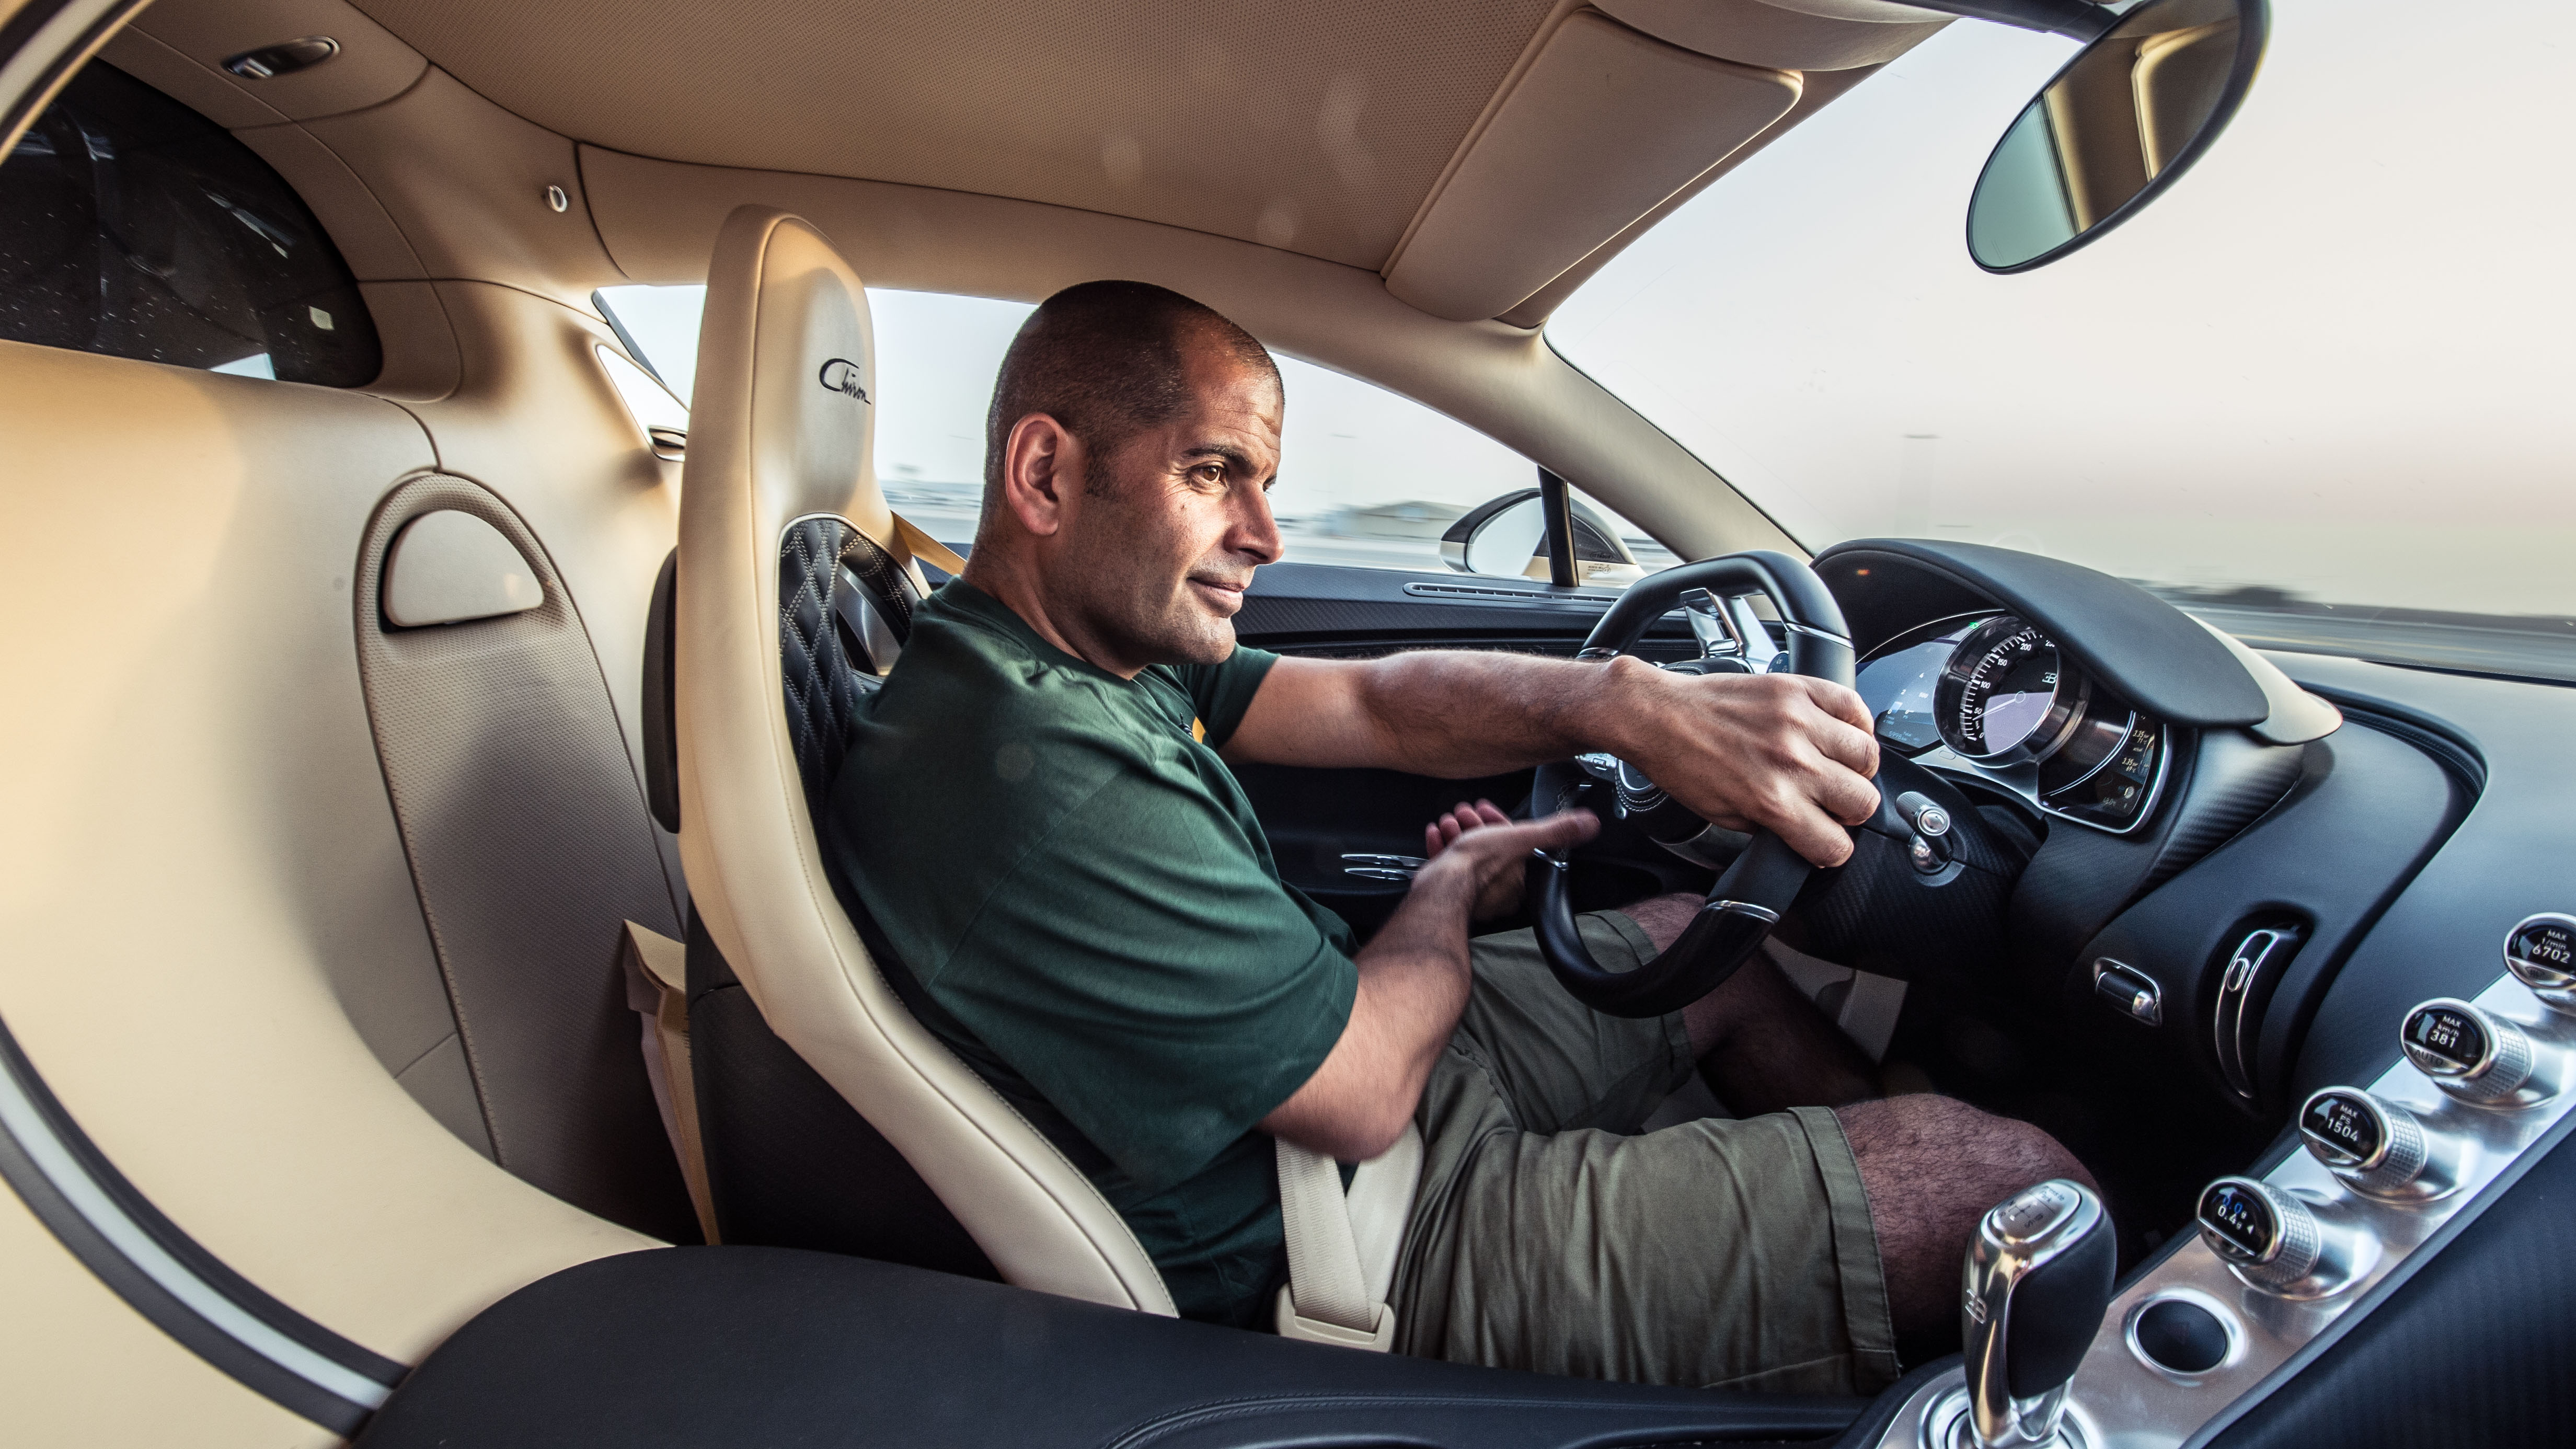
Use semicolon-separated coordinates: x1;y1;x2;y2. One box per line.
1958;1179;2115;1448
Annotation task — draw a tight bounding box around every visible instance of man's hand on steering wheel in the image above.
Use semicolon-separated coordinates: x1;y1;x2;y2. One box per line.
1593;659;1883;868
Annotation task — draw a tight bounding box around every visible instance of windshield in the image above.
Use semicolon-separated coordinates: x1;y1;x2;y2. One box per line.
1550;0;2576;682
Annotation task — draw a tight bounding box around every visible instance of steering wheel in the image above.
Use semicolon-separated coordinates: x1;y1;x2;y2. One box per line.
1529;551;1856;1018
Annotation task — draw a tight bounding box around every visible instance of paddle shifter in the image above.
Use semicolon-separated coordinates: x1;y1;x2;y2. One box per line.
1958;1179;2115;1449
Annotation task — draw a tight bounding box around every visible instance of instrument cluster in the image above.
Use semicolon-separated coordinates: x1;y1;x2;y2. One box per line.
1856;611;2166;832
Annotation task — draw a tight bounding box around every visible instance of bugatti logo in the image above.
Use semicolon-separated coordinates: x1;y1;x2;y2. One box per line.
817;358;870;402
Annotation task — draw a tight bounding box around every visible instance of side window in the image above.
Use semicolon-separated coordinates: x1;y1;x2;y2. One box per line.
591;283;1674;581
0;60;381;386
1274;363;1676;586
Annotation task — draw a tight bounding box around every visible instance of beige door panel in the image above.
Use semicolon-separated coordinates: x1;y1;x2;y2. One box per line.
0;340;656;1367
0;1187;332;1448
392;278;687;898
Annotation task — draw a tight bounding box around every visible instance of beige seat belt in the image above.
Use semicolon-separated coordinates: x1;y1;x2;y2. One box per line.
1274;1123;1420;1350
890;512;968;578
620;921;723;1245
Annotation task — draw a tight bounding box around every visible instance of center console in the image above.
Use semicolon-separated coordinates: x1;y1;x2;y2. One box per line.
1870;913;2576;1448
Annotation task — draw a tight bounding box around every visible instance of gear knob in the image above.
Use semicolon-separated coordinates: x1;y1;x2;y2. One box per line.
1960;1179;2115;1449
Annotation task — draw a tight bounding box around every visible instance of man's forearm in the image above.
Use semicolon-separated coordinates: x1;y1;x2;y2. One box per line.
1344;649;1646;778
1228;645;1881;867
1259;863;1481;1160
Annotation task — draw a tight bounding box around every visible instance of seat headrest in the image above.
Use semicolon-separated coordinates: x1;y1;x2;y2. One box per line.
687;207;894;548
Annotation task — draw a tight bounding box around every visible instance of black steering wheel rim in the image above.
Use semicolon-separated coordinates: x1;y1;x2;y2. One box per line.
1530;550;1856;1018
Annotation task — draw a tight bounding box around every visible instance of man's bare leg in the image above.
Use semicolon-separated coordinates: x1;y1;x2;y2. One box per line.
1622;892;2100;1339
1623;892;1878;1114
1838;1096;2100;1335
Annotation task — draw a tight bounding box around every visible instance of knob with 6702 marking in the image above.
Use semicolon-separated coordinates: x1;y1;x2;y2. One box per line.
2505;913;2576;1014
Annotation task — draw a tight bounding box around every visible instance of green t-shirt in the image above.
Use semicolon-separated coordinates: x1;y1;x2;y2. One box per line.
820;580;1359;1326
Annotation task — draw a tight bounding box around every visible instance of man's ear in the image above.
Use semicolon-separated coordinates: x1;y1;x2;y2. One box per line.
998;413;1083;538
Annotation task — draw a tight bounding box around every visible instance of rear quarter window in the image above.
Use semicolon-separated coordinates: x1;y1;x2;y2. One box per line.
0;59;381;386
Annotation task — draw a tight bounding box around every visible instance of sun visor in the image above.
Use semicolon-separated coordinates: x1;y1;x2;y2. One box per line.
1595;0;1952;72
1384;12;1799;323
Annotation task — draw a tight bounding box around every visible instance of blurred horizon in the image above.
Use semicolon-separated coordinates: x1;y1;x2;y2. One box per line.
1549;0;2575;625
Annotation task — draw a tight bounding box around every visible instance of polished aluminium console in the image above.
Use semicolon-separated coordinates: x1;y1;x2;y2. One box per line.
1872;914;2576;1449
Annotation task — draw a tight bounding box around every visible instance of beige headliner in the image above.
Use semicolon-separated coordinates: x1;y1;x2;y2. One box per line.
351;0;1562;274
328;0;1944;305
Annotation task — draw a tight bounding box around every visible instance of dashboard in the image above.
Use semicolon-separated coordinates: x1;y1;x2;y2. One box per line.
1806;539;2576;1448
1227;538;2576;1445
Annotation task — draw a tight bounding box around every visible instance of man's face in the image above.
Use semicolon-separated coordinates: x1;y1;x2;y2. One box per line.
1051;332;1284;670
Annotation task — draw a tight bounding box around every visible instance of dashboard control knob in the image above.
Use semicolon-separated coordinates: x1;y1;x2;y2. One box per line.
1898;790;1952;838
2196;1178;2361;1297
2297;1087;2454;1200
2505;913;2576;1013
2400;998;2545;1107
1895;789;1955;874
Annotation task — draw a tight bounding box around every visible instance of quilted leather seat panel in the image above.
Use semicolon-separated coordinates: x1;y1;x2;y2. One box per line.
778;514;915;820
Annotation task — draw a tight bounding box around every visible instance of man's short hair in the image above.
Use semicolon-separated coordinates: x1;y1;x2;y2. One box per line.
983;280;1280;500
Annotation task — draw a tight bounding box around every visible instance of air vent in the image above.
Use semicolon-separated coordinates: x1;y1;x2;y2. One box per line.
1401;581;1612;608
2213;922;2306;1101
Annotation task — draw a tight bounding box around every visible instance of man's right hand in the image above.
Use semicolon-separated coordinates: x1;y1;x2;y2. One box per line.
1424;800;1594;921
1261;807;1597;1162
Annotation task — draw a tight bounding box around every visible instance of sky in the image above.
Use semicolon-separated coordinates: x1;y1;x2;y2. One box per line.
1549;0;2576;618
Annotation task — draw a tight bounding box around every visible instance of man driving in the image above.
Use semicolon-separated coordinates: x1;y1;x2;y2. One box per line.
823;280;2091;1393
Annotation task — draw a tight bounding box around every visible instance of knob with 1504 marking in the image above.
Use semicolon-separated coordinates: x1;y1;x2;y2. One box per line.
2297;1087;2454;1200
2400;998;2546;1107
2196;1177;2365;1297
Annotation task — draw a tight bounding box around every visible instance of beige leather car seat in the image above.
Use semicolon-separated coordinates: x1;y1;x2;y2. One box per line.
673;205;1178;1313
673;206;1417;1343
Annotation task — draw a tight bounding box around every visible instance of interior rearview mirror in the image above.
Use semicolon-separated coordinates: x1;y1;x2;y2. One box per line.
1966;0;2268;272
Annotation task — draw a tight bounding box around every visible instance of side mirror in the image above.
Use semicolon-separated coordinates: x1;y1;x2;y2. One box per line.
1440;489;1641;585
1966;0;2268;272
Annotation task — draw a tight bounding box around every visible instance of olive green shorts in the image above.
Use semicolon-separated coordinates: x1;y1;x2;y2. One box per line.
1387;912;1902;1394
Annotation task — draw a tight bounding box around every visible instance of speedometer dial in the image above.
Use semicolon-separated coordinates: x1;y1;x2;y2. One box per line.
1934;614;2086;764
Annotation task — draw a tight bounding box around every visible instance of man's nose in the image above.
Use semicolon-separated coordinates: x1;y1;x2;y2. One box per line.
1231;481;1283;565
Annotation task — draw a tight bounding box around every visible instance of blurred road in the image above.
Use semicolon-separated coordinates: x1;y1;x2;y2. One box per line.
2181;604;2576;686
